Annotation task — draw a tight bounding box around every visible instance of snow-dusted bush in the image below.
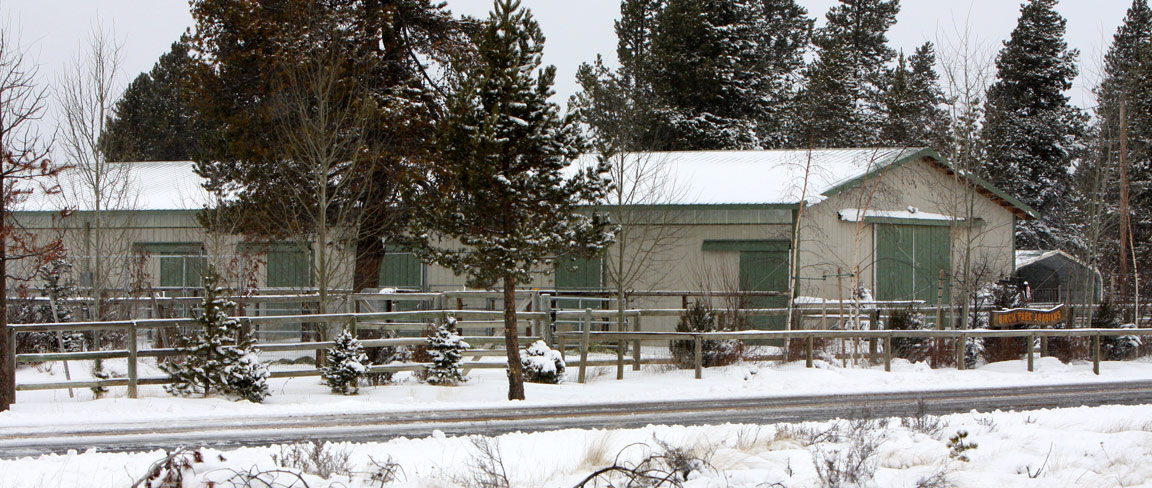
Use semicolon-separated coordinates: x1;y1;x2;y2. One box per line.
520;340;565;384
964;337;984;369
321;328;370;395
887;305;931;361
363;328;412;385
425;317;469;386
1104;323;1141;360
163;268;269;402
670;301;743;368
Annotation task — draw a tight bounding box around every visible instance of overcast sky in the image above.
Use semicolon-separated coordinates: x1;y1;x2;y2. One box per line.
2;0;1139;133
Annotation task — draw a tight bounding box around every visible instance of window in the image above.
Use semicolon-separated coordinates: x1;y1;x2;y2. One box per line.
132;242;206;288
379;245;423;289
554;256;603;290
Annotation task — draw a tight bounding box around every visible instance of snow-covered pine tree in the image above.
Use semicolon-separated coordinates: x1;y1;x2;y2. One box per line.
321;328;370;395
880;42;950;149
163;267;269;402
1094;0;1152;300
408;0;612;401
796;0;900;147
981;0;1087;250
425;317;469;386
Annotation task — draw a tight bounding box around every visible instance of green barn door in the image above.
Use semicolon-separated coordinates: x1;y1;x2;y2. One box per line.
739;250;789;331
876;224;950;302
379;245;422;290
555;256;603;290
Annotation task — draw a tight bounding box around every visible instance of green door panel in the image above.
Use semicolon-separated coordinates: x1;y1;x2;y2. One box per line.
555;256;603;290
739;250;789;332
876;225;950;302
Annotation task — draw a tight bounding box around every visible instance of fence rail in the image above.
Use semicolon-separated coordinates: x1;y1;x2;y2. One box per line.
10;298;1147;399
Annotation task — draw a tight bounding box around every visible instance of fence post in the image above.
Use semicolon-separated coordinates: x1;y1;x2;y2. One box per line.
6;327;15;402
956;333;966;371
1027;333;1035;372
632;314;642;371
1040;336;1048;357
1093;333;1101;375
540;294;553;346
883;334;892;372
127;321;138;399
578;308;591;384
805;335;814;368
694;334;703;380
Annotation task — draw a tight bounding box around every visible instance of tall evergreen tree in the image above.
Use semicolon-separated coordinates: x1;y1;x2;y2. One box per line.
647;0;765;149
879;42;950;148
796;0;900;147
1092;0;1152;299
981;0;1087;249
101;38;208;162
189;0;472;292
408;0;612;401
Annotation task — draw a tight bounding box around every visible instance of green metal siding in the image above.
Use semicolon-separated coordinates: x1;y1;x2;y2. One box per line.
876;224;950;302
379;246;422;289
554;256;603;290
132;242;206;288
738;250;789;331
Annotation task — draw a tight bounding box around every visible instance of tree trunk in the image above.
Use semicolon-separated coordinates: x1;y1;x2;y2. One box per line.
353;231;385;292
0;230;10;411
503;275;525;400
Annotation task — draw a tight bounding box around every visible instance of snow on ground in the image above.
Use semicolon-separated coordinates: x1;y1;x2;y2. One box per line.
5;353;1152;429
4;354;1152;486
3;403;1152;487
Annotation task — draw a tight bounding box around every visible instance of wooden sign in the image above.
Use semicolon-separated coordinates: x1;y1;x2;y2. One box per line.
991;305;1065;328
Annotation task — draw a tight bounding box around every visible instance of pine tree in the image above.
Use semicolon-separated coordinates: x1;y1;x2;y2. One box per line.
101;37;208;162
1091;0;1152;299
321;328;370;395
163;267;269;402
425;318;469;386
796;0;900;147
879;43;950;148
189;0;472;292
981;0;1087;249
408;0;612;400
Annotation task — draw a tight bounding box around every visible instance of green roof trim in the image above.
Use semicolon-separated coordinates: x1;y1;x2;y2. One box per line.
820;147;1040;220
702;240;791;252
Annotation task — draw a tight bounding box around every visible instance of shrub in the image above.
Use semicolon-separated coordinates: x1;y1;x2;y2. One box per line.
520;340;565;384
426;317;469;386
1103;323;1141;360
162;267;269;402
669;301;743;368
888;305;931;362
321;328;369;395
362;328;412;385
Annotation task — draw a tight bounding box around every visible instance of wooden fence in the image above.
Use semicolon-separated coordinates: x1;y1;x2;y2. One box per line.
9;297;1143;399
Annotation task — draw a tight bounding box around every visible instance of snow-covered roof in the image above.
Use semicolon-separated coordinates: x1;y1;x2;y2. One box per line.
20;161;211;212
571;148;925;205
838;207;959;223
1015;249;1092;270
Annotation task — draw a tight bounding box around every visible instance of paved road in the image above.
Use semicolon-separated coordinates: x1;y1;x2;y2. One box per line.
2;380;1149;458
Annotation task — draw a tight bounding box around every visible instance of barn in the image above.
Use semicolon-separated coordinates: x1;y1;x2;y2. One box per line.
13;147;1036;324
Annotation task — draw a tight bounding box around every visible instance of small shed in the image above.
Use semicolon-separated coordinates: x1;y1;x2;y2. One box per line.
1015;250;1102;304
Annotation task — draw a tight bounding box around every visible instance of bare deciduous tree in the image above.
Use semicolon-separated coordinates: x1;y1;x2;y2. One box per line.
56;25;132;319
0;25;67;411
272;48;382;317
